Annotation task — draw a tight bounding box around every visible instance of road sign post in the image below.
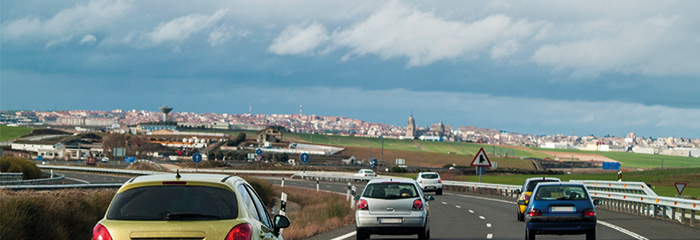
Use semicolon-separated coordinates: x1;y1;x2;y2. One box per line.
256;148;263;169
192;153;202;172
300;152;310;173
470;148;492;182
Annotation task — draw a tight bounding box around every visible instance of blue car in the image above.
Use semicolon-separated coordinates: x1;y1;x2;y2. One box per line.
520;182;602;240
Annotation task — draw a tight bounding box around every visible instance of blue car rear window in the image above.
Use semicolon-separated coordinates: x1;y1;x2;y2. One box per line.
107;185;238;220
534;185;588;201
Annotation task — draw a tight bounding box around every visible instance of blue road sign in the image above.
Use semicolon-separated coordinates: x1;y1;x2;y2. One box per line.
192;153;203;163
256;148;263;156
603;162;620;170
37;155;43;161
300;153;310;163
125;156;135;163
370;158;377;167
477;166;486;175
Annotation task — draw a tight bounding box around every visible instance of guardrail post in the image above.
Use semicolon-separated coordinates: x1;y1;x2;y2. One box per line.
316;180;319;192
662;206;667;220
347;182;351;201
681;208;685;224
672;207;676;222
691;210;695;226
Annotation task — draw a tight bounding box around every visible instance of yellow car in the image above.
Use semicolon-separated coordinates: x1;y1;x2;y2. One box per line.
515;177;560;221
93;172;290;240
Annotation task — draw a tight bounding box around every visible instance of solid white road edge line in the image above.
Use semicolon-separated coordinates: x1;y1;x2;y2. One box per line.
330;231;356;240
446;192;650;240
598;221;649;240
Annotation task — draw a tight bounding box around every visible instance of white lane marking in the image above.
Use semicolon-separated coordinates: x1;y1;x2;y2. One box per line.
65;177;90;184
468;210;475;213
441;201;448;205
598;221;649;240
479;216;485;220
486;223;492;228
445;193;650;240
330;231;356;240
487;233;493;239
456;205;461;208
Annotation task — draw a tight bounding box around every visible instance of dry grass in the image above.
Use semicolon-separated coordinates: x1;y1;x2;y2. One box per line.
0;189;116;240
280;186;355;240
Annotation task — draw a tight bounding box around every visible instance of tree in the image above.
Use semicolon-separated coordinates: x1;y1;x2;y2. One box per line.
215;151;224;160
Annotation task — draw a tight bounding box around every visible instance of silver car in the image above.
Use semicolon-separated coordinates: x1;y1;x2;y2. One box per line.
355;178;434;240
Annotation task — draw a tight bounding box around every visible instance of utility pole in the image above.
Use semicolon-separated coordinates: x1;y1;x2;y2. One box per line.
380;136;384;164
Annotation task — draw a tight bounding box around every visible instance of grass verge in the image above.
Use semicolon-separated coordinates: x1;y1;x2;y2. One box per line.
0;125;33;141
280;186;355;240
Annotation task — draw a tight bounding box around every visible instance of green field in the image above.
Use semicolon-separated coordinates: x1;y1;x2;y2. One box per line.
531;147;700;169
440;168;700;198
0;125;33;141
287;133;549;159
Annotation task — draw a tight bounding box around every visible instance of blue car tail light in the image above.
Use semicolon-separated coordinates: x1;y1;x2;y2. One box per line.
582;208;596;216
527;208;542;217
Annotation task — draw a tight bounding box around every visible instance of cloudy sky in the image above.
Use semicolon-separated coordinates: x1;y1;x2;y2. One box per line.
3;0;700;138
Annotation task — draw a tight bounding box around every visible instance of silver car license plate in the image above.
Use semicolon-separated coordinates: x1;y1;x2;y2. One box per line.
378;218;403;224
551;206;575;212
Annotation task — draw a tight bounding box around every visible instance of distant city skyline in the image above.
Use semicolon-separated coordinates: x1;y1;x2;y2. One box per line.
3;1;700;138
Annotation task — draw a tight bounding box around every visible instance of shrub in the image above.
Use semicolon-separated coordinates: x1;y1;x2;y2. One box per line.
0;156;42;179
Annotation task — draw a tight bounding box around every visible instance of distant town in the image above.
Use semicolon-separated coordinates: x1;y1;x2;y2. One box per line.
3;106;700;158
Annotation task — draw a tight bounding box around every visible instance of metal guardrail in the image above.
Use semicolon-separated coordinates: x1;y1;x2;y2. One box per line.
442;180;522;198
0;172;66;185
19;165;700;226
38;165;166;176
571;180;658;196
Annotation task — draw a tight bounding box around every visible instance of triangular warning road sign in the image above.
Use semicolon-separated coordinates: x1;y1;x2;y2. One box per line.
470;148;492;167
675;182;687;195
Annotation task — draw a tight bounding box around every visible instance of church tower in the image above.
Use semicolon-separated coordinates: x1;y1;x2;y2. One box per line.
407;114;416;139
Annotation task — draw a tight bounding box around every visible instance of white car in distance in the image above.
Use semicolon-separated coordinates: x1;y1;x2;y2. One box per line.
416;172;443;195
355;169;377;178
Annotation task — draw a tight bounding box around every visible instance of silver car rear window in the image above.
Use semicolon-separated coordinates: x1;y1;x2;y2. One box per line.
362;183;419;199
421;173;438;179
106;186;239;221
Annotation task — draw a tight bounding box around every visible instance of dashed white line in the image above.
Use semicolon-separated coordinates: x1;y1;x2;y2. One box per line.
479;216;485;220
455;205;461;208
487;233;493;239
468;210;474;213
330;231;356;240
441;201;448;205
486;223;492;228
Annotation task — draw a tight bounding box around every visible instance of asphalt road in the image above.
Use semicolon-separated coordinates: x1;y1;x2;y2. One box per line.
54;171;133;184
273;179;700;240
62;173;700;240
